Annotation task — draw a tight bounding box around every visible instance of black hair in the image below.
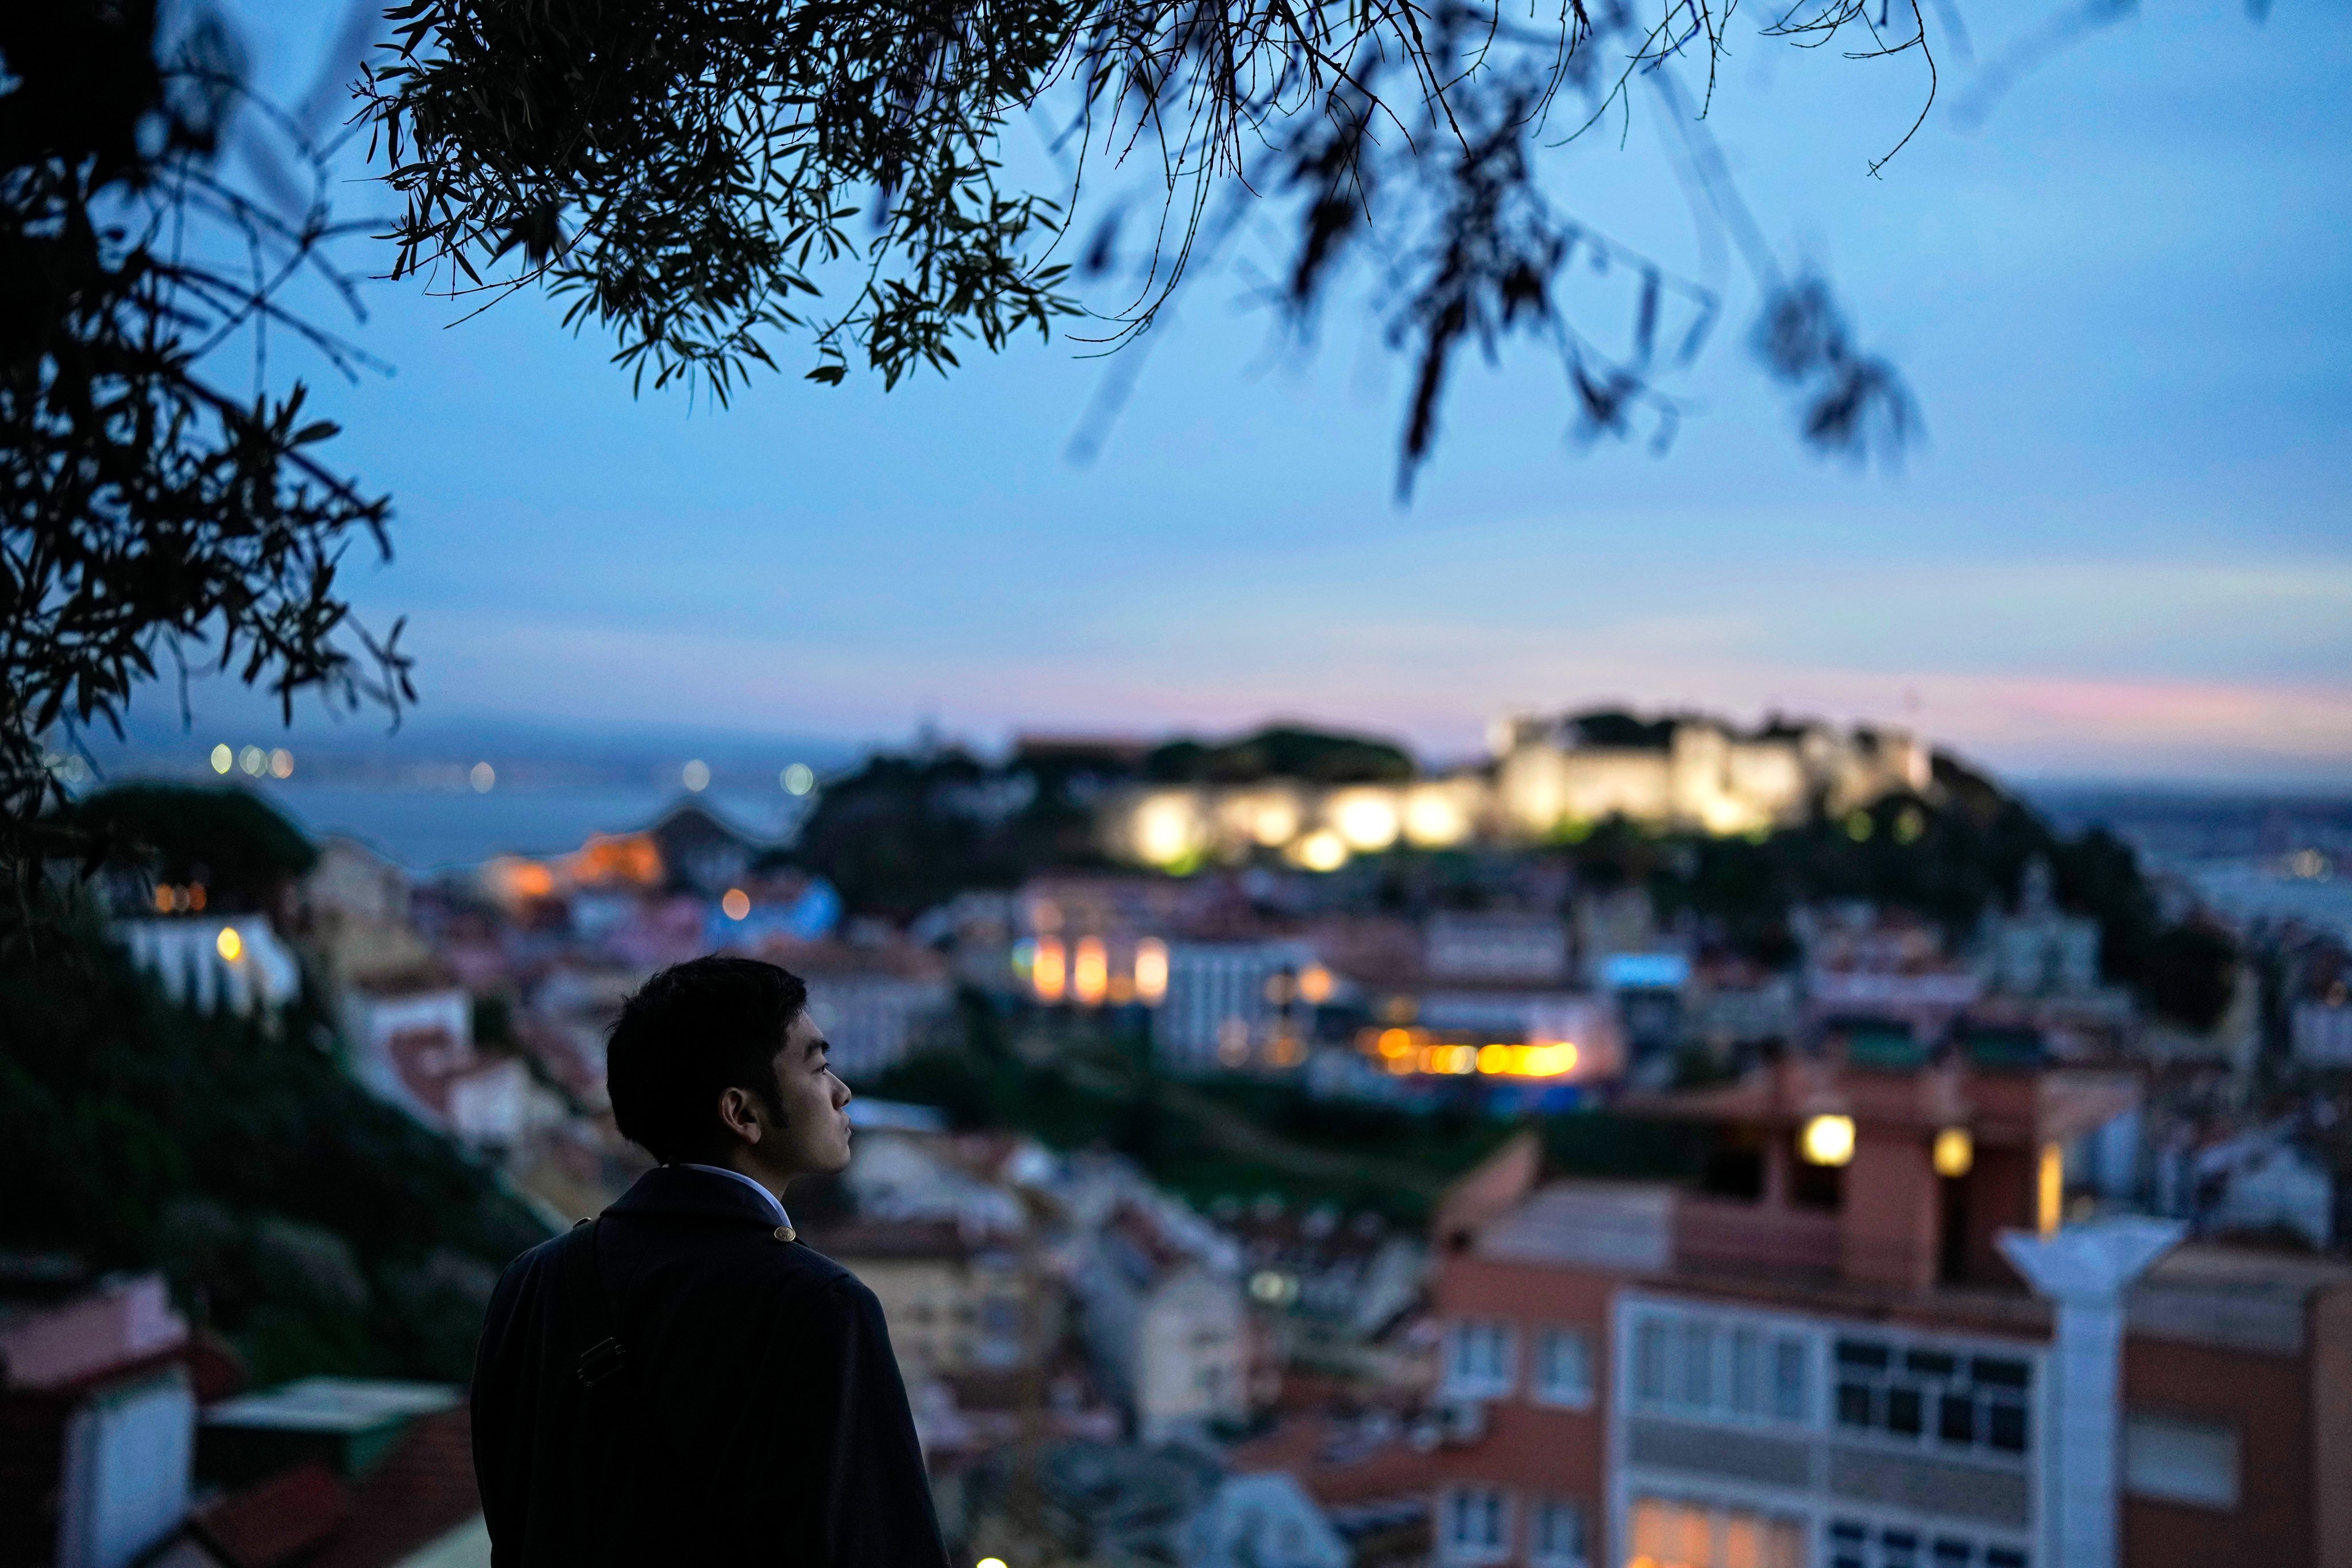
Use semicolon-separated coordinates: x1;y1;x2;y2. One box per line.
606;955;810;1164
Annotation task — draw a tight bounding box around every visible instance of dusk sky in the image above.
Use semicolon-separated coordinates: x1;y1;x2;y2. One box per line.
180;0;2352;785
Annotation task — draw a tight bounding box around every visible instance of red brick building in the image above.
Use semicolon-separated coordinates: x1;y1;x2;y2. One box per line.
1413;1049;2352;1568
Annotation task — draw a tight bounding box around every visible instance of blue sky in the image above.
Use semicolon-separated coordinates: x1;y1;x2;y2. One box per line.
172;0;2352;785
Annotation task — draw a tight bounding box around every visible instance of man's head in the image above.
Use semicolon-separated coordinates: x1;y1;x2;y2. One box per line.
605;955;852;1187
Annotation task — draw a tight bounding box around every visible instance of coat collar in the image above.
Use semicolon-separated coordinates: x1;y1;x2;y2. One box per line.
609;1164;790;1229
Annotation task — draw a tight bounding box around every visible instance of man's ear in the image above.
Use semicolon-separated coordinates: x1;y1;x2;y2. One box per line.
716;1084;766;1146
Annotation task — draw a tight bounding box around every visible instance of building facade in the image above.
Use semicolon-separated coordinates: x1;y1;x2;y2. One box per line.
1419;1053;2352;1568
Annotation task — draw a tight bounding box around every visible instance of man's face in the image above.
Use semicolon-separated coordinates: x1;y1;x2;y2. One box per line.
756;1011;854;1178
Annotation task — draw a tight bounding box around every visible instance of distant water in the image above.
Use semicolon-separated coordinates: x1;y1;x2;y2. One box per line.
245;782;808;872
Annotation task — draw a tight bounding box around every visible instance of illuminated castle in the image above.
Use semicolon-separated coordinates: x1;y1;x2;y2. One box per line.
1100;710;1934;871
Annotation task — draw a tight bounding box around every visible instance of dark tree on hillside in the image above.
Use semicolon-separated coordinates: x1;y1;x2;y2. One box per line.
2145;921;2239;1034
72;782;319;911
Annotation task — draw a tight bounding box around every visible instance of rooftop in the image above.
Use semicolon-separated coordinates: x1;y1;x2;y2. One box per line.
203;1378;461;1435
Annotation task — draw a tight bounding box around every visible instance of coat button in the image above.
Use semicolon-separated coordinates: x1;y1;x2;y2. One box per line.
774;1225;796;1243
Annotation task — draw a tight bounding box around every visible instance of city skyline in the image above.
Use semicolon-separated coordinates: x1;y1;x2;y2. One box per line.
186;0;2352;788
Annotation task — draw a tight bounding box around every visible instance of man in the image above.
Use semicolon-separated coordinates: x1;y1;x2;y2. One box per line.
472;955;951;1566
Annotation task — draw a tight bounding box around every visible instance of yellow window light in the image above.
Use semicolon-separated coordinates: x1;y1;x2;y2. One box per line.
1332;792;1400;852
1134;796;1197;867
1403;789;1469;847
2037;1142;2064;1236
1133;938;1169;1005
1293;830;1348;872
1073;937;1109;1007
1376;1028;1413;1058
1297;965;1334;1005
1932;1127;1974;1179
1799;1114;1856;1168
1249;798;1301;846
1032;937;1067;1003
215;926;244;963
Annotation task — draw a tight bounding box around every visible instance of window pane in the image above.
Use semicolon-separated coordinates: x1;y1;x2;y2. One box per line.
1772;1338;1808;1422
2123;1414;2239;1508
1731;1328;1762;1416
1632;1499;1670;1558
1679;1322;1714;1407
1938;1392;1977;1445
1887;1386;1924;1436
1636;1320;1667;1404
1837;1381;1874;1428
1972;1356;2030;1389
1988;1401;2029;1453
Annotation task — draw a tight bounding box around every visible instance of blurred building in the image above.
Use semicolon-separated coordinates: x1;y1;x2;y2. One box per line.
1072;1202;1252;1443
1095;713;1933;872
342;970;536;1150
0;1272;195;1568
115;917;301;1018
767;939;954;1083
1412;1051;2352;1568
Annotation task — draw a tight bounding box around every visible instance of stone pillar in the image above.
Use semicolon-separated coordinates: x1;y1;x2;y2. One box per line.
1998;1218;2184;1568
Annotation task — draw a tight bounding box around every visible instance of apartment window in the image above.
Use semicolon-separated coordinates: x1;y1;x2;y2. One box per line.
1830;1519;2030;1568
2123;1413;2239;1509
1627;1497;1802;1568
1728;1327;1762;1416
1529;1498;1589;1568
1535;1328;1594;1408
1441;1485;1509;1562
1628;1311;1809;1427
1677;1321;1714;1408
1635;1318;1668;1404
1771;1336;1808;1422
1445;1320;1517;1399
1833;1337;2031;1459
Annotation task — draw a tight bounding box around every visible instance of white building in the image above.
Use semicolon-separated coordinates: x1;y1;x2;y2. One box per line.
1155;940;1323;1073
1064;1175;1252;1443
343;976;534;1149
1978;861;2105;999
115;917;301;1017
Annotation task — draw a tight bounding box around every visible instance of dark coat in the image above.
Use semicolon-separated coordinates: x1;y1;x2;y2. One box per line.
472;1165;951;1567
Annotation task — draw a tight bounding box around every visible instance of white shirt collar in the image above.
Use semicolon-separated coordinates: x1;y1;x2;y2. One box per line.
674;1163;792;1228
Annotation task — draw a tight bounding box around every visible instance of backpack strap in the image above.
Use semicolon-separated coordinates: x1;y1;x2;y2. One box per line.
560;1218;628;1388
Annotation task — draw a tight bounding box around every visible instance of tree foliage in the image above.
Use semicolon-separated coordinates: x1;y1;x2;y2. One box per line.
1;3;407;926
0;913;547;1382
363;0;1922;489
